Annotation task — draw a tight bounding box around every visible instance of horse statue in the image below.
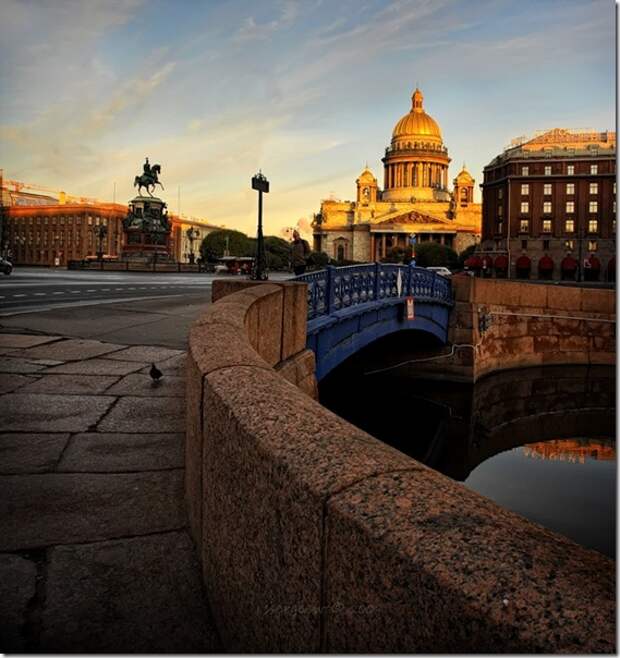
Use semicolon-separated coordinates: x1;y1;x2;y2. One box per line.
134;162;164;197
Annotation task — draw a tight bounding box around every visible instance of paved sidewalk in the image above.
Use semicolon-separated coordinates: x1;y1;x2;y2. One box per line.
0;333;222;653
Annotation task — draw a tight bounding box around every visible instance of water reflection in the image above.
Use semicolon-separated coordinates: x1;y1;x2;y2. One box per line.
320;364;615;558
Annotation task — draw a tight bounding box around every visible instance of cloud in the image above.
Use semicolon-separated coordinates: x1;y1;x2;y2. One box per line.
235;0;299;41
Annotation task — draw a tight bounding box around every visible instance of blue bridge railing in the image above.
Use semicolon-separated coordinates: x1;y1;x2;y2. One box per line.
294;263;453;321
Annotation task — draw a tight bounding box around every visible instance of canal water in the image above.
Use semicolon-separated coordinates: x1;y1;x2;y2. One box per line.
320;362;615;558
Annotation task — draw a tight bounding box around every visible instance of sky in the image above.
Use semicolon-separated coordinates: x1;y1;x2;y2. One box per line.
0;0;615;237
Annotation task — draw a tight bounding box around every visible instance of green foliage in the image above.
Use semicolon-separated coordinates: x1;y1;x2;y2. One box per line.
382;245;414;264
457;244;477;268
307;250;329;269
413;242;458;269
200;230;253;262
263;235;291;270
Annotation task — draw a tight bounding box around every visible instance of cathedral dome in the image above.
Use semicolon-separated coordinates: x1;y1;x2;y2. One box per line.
391;88;443;144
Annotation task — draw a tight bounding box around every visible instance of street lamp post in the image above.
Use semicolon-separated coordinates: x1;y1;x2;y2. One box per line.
251;171;269;281
93;225;108;265
186;227;199;264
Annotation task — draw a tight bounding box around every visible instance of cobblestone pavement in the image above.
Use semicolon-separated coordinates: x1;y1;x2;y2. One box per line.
0;332;222;653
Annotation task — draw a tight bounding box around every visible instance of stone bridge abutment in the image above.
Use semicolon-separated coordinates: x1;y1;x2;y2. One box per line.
185;277;614;653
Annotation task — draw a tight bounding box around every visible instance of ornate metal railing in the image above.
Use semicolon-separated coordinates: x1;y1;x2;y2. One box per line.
294;263;453;321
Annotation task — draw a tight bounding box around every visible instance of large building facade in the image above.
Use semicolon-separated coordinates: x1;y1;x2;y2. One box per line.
480;128;616;280
313;88;481;262
0;178;220;266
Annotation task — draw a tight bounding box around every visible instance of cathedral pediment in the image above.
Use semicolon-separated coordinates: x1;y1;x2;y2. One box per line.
373;209;451;227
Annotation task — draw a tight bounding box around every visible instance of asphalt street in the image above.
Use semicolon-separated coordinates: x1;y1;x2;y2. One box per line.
0;267;290;349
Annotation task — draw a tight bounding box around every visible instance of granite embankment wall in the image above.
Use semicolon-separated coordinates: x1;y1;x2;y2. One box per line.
416;277;615;381
186;279;615;653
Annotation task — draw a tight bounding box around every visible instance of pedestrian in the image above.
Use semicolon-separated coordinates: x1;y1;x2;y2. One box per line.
291;230;310;276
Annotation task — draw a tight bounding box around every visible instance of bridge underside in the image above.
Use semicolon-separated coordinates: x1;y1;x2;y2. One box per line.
307;298;451;381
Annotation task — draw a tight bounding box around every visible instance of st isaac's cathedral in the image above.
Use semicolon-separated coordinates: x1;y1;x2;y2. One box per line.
312;88;481;262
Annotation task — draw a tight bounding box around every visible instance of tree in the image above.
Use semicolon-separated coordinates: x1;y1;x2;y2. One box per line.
200;230;253;262
414;242;458;269
307;250;329;269
264;236;291;270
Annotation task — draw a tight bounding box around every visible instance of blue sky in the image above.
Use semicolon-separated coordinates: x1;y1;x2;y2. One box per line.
0;0;615;236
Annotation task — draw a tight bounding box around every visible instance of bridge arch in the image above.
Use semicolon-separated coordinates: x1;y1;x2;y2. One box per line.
296;263;453;381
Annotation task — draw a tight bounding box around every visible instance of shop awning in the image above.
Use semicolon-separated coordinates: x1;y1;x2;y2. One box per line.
515;255;531;269
464;255;482;268
481;255;494;268
538;255;554;271
561;256;578;270
494;255;509;269
586;255;601;270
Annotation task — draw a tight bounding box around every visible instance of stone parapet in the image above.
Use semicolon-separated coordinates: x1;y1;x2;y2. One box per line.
186;279;615;652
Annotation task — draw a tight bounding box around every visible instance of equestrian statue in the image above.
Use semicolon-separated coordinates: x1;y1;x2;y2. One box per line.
134;157;164;197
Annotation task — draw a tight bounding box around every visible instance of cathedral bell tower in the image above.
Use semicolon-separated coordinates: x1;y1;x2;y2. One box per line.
356;167;378;205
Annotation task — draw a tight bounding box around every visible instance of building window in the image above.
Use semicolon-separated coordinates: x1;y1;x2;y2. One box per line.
565;219;575;233
543;201;552;214
520;201;529;214
522;166;529;176
544;165;552;175
520;219;529;232
498;205;503;216
521;184;529;195
588;240;598;252
566;183;575;195
498;188;503;199
613;219;616;233
589;182;598;195
566;201;575;213
496;221;503;234
588;219;598;233
567;165;574;175
543;183;552;195
521;239;528;250
614;182;616;194
88;216;93;226
589;201;598;213
614;201;616;214
590;164;598;175
565;239;574;250
543;239;550;250
542;219;552;232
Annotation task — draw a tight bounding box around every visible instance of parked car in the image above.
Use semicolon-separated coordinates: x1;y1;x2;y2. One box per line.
0;257;12;275
426;266;451;278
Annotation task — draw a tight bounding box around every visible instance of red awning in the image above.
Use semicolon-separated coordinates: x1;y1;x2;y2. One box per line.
481;255;494;268
561;256;578;270
494;255;509;269
587;256;601;270
607;257;616;272
515;255;531;269
464;255;482;268
538;255;554;271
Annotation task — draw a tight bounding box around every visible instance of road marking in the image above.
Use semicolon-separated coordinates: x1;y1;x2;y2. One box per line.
0;296;4;299
70;290;80;294
34;293;47;296
53;292;63;295
86;289;96;292
115;288;123;290
101;288;110;291
13;294;27;298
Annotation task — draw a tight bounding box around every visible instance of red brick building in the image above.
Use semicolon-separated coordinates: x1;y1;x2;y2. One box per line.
479;128;616;281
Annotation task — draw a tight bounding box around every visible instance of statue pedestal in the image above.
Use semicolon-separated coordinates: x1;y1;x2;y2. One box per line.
121;195;174;262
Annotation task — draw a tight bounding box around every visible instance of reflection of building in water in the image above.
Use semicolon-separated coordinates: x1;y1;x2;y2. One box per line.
523;439;615;464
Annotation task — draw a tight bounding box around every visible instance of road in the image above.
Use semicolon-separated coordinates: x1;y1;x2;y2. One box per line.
0;267;291;349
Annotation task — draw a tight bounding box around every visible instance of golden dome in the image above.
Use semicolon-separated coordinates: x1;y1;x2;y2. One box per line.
391;88;443;143
455;164;474;182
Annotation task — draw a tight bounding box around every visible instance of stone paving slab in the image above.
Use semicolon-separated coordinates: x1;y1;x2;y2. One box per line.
0;433;70;474
105;345;185;363
0;373;38;394
41;532;222;653
105;373;185;397
18;374;120;396
0;554;37;652
0;334;63;349
58;433;184;472
46;358;145;376
0;357;49;374
98;395;185;433
142;352;187;374
15;339;126;362
0;470;185;550
0;393;115;432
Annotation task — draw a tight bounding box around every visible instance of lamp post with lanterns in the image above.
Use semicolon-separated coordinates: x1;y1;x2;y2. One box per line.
251;171;269;281
93;224;108;264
